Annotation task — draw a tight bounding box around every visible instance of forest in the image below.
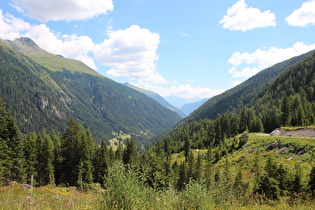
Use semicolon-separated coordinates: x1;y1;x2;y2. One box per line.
1;53;315;208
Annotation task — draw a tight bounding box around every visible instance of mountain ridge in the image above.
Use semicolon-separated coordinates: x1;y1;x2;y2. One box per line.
124;83;186;118
0;37;181;145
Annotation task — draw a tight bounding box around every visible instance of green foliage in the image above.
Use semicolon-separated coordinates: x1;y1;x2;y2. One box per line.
102;163;157;209
0;98;24;184
0;40;181;145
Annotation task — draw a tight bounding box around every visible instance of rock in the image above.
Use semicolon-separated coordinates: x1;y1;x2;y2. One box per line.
249;147;258;154
20;184;32;190
297;149;308;155
8;181;17;186
277;147;288;154
266;141;279;150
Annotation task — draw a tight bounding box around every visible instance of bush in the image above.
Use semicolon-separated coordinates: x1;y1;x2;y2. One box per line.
101;163;157;209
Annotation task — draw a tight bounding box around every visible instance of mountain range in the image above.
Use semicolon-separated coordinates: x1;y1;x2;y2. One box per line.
124;83;209;117
124;83;186;118
0;37;181;144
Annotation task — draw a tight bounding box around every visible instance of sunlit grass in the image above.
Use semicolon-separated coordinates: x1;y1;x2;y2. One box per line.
0;184;102;210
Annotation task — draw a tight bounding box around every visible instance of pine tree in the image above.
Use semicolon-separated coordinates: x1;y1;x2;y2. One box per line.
292;164;302;195
94;140;109;184
0;98;25;183
23;132;38;185
187;151;195;180
281;95;292;126
0;136;9;185
115;141;124;161
36;130;55;186
195;154;202;182
50;130;62;185
61;119;84;186
123;138;138;166
308;166;315;197
177;161;188;191
256;156;280;200
253;151;262;191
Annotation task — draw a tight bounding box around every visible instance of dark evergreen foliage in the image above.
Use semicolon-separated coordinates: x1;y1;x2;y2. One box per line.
0;40;181;145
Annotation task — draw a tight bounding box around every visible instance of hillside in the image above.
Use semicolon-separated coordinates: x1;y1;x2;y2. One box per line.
157;51;315;153
184;50;315;124
124;82;186;117
0;38;181;144
2;37;101;77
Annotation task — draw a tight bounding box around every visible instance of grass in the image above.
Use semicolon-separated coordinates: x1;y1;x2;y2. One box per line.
0;184;103;210
279;125;315;131
2;183;315;209
27;50;102;77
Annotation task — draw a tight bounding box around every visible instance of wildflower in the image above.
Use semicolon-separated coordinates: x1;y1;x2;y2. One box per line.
66;200;72;207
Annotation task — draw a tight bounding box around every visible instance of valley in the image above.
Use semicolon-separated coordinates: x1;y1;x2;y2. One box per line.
1;37;315;209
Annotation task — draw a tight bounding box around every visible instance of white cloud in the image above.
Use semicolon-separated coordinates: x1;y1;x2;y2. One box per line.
95;25;167;84
179;32;189;37
220;0;276;31
11;0;114;22
232;81;242;87
228;42;315;78
9;3;25;13
25;25;97;69
286;0;315;26
228;42;315;70
228;66;259;78
143;84;224;99
0;10;31;40
0;9;96;69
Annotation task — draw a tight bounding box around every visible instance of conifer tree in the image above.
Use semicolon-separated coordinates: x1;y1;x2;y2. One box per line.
292;164;302;195
115;141;124;161
123;138;138;166
61;119;84;186
50;130;62;185
195;154;202;182
177;161;188;191
308;166;315;197
94;140;109;184
23;132;38;184
0;98;25;183
0;136;9;185
37;130;55;186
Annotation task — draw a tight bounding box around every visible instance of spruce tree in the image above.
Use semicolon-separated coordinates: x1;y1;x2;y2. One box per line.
123;138;138;166
37;130;55;186
308;166;315;197
0;98;25;183
23;132;38;185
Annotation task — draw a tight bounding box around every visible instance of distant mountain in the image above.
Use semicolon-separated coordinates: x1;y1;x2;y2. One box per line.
164;95;202;109
0;37;181;145
180;98;208;116
124;83;186;118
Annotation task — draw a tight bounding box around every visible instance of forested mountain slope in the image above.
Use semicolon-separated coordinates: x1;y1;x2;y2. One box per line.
0;38;181;144
158;51;315;153
184;50;315;124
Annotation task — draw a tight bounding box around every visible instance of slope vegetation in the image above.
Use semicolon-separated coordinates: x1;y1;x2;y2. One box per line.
0;38;181;144
185;50;315;124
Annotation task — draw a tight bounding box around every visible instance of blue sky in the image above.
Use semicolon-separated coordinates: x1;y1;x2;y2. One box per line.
1;0;315;99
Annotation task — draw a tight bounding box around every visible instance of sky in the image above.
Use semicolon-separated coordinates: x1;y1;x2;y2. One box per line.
1;0;315;100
